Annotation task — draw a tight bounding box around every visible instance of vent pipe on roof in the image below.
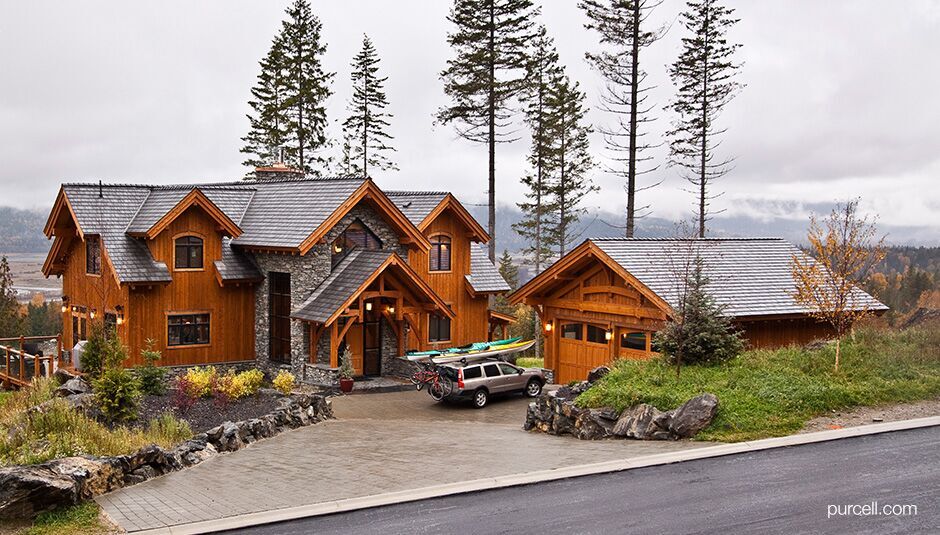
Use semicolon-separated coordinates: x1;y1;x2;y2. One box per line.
98;180;103;198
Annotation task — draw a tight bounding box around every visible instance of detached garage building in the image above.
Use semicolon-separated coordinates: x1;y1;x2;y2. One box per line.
509;238;887;384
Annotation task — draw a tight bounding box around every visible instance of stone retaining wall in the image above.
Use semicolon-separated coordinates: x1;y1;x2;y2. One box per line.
0;394;333;520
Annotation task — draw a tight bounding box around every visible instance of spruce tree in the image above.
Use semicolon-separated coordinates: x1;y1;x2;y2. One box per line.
437;0;539;261
0;256;22;338
242;0;334;175
497;249;520;291
666;0;743;238
513;25;560;274
546;75;596;257
241;34;288;169
342;35;397;178
581;0;666;237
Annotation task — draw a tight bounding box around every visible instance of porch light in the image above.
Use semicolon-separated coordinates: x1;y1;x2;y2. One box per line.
60;296;69;314
365;302;372;311
605;330;613;341
544;321;553;332
116;315;124;326
333;243;343;254
90;309;97;320
387;305;395;315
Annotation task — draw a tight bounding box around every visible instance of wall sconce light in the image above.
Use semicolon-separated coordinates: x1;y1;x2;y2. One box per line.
605;330;613;341
89;309;97;320
333;243;343;254
365;302;373;312
60;296;69;314
116;305;125;326
387;305;396;315
116;315;124;326
544;321;553;332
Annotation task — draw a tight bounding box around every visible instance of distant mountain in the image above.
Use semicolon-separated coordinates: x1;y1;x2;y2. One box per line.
0;206;49;254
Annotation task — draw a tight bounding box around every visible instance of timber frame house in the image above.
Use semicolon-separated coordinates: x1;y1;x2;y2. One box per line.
42;167;511;384
510;238;887;384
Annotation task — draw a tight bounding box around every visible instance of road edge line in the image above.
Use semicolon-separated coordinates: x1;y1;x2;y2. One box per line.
127;415;940;535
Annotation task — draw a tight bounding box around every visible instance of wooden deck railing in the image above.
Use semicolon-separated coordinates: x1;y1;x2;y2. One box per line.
0;335;64;389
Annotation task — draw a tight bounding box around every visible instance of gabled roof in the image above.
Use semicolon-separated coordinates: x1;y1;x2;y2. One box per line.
292;249;454;325
127;187;244;239
466;244;512;294
512;237;888;319
387;191;489;242
214;238;262;283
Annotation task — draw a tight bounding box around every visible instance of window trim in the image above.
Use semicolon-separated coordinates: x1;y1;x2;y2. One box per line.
428;233;453;273
166;311;211;349
560;322;583;341
85;236;101;276
428;312;452;343
585;324;610;346
173;233;206;272
620;331;649;352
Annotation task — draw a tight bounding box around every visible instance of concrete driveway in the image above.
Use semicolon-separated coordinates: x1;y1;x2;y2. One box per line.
98;390;711;533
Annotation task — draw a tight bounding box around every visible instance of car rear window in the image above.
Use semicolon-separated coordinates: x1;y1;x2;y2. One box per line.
463;366;482;380
440;367;459;381
483;364;501;377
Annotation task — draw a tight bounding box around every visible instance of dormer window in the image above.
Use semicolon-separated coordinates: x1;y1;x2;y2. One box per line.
429;234;451;272
332;220;382;267
85;237;101;275
175;236;204;270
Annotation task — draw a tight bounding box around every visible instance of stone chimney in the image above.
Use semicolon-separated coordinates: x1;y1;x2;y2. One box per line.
253;161;305;181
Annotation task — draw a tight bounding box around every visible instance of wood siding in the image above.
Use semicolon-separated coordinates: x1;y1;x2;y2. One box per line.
406;210;489;351
736;317;836;349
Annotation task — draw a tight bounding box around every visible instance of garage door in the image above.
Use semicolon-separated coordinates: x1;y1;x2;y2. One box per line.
556;322;613;384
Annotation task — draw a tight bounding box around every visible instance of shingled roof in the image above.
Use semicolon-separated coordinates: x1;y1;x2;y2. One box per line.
292;249;392;323
589;237;888;318
467;244;512;293
386;191;448;226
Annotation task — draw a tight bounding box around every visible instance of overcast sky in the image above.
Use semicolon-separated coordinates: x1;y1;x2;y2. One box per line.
1;1;938;235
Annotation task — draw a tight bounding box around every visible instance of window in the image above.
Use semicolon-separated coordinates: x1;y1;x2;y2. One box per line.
332;220;381;267
621;332;647;351
174;236;204;269
463;366;482;380
269;272;291;362
586;325;609;345
429;313;451;342
85;237;101;275
105;313;117;336
561;323;582;340
168;313;210;347
429;235;451;272
498;363;519;375
483;364;501;377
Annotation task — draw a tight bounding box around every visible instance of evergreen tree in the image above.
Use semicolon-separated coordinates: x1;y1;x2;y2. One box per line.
241;34;288;169
497;249;520;291
654;255;744;376
0;256;22;338
666;0;743;238
342;35;397;178
545;75;596;257
242;0;334;174
437;0;539;261
581;0;666;237
513;25;560;274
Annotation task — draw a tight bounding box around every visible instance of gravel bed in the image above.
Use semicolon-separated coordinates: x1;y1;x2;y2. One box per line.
133;393;281;433
800;397;940;433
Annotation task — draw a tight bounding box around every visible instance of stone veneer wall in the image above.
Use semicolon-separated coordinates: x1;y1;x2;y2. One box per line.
250;204;406;381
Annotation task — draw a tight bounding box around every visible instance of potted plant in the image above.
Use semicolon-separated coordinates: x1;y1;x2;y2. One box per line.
339;348;355;393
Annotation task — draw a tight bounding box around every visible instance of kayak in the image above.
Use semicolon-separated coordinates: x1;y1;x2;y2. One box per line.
404;337;522;358
404;339;535;364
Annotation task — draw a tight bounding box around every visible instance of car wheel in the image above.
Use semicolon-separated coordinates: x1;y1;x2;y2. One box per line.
524;379;542;397
472;389;488;409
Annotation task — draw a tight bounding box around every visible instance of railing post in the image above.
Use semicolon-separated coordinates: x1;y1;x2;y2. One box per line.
18;336;25;383
56;334;62;370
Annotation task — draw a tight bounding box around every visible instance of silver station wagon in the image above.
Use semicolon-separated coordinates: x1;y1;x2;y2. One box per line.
439;360;545;408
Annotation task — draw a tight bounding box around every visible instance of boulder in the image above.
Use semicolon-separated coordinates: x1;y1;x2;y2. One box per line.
574;408;618;440
586;366;610;384
667;393;719;439
55;377;92;397
0;462;81;519
53;367;80;384
612;404;668;439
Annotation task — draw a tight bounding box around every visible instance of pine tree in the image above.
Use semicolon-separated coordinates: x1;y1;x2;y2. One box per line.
242;0;334;174
0;256;23;338
437;0;539;261
666;0;743;238
546;75;596;257
497;249;520;291
581;0;666;237
513;25;560;274
241;34;288;169
342;34;397;178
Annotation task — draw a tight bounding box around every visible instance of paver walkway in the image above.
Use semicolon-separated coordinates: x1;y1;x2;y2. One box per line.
98;391;711;533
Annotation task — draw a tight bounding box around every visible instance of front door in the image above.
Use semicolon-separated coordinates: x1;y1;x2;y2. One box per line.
362;314;382;376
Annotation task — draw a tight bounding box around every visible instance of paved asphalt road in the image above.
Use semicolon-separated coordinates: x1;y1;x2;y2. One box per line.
223;426;938;535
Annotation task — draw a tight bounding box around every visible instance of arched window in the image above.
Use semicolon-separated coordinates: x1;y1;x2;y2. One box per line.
175;236;204;269
429;235;451;272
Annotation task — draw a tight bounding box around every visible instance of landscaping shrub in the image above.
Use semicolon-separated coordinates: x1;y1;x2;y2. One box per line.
339;348;355;380
171;375;199;414
273;370;295;395
135;339;167;396
78;322;107;377
183;366;216;398
94;367;142;423
210;372;235;408
232;369;264;398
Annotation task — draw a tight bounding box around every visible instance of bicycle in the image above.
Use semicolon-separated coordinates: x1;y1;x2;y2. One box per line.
410;361;454;401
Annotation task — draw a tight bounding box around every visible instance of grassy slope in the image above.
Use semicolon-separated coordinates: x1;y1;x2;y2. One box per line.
516;357;544;369
577;326;940;442
23;502;109;535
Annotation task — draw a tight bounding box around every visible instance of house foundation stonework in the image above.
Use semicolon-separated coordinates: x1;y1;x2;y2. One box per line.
42;176;512;380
